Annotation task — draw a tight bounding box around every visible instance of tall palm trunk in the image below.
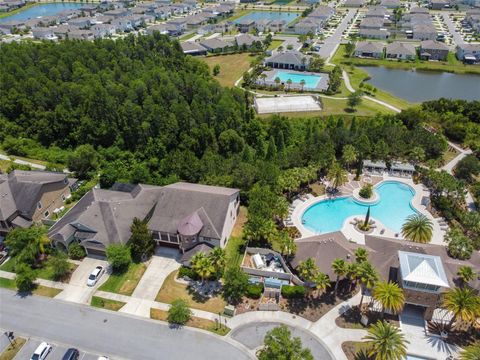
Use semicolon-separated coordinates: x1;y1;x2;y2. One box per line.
334;275;340;296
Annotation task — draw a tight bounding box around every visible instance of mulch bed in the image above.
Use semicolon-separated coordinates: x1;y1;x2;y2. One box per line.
342;341;370;360
235;296;261;315
336;305;400;329
427;321;480;347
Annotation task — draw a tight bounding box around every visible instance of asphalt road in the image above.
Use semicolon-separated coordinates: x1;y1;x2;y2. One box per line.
0;289;252;360
317;9;356;60
441;12;464;46
230;322;334;360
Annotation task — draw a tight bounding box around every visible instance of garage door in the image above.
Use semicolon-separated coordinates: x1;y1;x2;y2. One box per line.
86;248;106;258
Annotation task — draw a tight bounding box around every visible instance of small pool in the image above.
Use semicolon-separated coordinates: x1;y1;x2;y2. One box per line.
301;181;417;234
405;356;432;360
233;11;300;24
275;70;321;89
0;3;84;23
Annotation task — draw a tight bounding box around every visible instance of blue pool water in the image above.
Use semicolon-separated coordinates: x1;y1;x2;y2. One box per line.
405;356;431;360
301;181;417;234
275;70;321;89
234;11;300;24
0;3;84;23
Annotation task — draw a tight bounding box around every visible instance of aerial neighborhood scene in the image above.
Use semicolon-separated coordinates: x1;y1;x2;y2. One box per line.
0;0;480;358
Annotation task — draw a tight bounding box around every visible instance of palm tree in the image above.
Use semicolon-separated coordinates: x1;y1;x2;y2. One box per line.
274;76;281;89
286;78;292;91
332;258;347;296
372;281;405;318
190;252;215;283
208;247;226;276
314;272;331;298
401;214;433;243
259;73;267;85
279;233;297;260
357;261;378;309
363;320;409;360
457;266;476;287
442;287;480;328
459;342;480;360
354;248;368;264
327;162;348;190
346;262;359;292
300;79;306;92
297;257;318;283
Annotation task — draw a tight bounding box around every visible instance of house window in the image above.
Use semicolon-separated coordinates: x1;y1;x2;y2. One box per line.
44;211;50;218
62;194;66;201
64;178;68;184
37;202;42;209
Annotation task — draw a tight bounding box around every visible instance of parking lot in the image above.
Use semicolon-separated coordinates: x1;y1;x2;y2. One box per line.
13;338;109;360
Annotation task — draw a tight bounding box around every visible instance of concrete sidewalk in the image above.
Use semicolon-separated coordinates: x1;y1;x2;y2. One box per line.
0;269;66;290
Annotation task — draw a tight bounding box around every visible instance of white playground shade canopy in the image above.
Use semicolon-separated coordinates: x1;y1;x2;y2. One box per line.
254;96;321;114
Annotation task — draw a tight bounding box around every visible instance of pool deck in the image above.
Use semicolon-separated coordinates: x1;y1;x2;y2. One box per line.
258;70;330;92
290;175;446;246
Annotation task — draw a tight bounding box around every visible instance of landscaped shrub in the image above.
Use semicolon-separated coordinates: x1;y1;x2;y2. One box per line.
167;299;192;325
178;266;198;280
47;252;70;281
359;184;373;199
245;283;264;299
68;242;86;260
281;285;306;299
15;263;36;293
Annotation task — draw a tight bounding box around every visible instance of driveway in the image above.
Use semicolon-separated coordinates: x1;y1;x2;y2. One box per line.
12;338;105;360
54;257;109;304
118;248;180;317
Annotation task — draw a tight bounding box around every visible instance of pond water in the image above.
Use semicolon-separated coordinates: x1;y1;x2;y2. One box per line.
358;66;480;103
0;2;84;23
234;11;300;24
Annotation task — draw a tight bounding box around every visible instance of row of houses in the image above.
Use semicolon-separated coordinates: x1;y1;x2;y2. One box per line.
466;8;480;33
402;7;438;41
180;33;261;55
358;6;391;40
0;170;240;259
354;40;450;60
294;5;335;35
0;0;25;13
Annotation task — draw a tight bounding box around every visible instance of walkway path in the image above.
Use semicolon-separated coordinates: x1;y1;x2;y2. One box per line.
441;141;472;175
0;269;66;290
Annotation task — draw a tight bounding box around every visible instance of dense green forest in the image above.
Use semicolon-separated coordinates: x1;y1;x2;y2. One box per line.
1;34;479;253
1;35;451;188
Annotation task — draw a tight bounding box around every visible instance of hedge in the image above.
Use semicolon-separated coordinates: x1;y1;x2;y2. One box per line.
281;285;306;299
245;283;264;299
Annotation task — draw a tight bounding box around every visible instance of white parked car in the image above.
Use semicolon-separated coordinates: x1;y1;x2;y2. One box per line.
98;357;110;360
87;266;104;286
30;342;52;360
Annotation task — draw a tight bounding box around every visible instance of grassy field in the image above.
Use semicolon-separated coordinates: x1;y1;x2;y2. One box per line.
150;308;230;336
98;262;146;296
0;257;77;282
267;39;285;51
0;277;62;297
202;53;254;87
91;296;126;311
155;270;226;314
0;337;26;360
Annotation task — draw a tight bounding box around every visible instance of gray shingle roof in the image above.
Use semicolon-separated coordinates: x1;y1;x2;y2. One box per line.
386;42;417;56
355;41;385;53
420;40;449;51
265;51;309;66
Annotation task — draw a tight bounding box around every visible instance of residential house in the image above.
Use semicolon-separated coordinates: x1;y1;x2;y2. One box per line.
111;18;133;32
456;43;480;63
385;42;416;60
104;8;131;18
67;17;93;29
360;17;385;29
0;20;25;34
269;19;286;33
0;170;76;238
184;14;207;28
91;23;116;38
199;38;232;53
409;6;429;14
181;41;208;55
466;9;480;32
309;5;335;25
147;23;180;35
291;233;480;320
167;18;187;32
92;15;114;24
264;51;311;71
52;25;74;39
359;28;390;39
430;0;449;10
344;0;366;7
365;6;388;18
236;19;255;33
294;18;320;35
354;41;385;58
380;0;400;8
420;40;449;60
48;182;240;256
413;24;437;40
235;33;260;48
254;19;272;33
68;29;94;40
32;27;58;40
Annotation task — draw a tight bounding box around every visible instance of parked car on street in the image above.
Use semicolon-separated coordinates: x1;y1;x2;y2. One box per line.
87;266;104;286
62;348;80;360
30;342;52;360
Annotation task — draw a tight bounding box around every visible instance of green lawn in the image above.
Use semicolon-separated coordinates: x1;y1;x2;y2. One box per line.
150;308;230;336
267;39;284;51
0;257;77;282
202;53;254;87
98;262;146;296
91;296;126;311
225;236;246;268
0;337;26;360
0;277;62;298
155;270;226;314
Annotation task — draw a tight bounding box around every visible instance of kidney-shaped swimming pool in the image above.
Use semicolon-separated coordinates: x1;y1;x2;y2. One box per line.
301;181;417;234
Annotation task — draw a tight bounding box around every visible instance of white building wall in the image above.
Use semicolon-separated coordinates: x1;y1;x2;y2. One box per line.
219;193;240;248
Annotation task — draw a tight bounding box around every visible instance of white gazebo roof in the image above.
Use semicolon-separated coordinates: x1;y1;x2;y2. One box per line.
399;251;450;288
